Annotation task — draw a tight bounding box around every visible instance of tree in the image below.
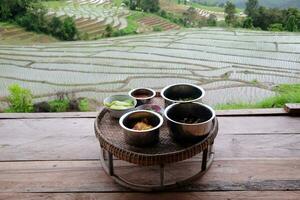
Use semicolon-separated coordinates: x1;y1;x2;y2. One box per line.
127;0;159;12
243;17;254;28
61;17;78;40
245;0;259;19
49;16;63;36
48;16;78;40
183;7;198;26
207;15;217;26
140;0;159;12
16;2;48;33
0;0;35;20
128;0;139;10
224;1;236;26
286;15;298;32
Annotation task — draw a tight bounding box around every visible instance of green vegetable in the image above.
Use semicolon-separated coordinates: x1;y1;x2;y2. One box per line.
105;99;134;110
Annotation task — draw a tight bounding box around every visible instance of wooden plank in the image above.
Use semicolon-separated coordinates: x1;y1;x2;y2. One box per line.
0;118;100;161
0;116;299;161
217;116;300;135
216;108;286;116
214;134;300;159
0;160;299;192
1;133;299;160
285;104;300;115
0;108;288;119
0;112;98;119
1;191;300;200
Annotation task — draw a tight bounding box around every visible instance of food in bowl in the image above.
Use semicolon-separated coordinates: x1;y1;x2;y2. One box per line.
103;95;137;118
180;117;206;124
132;119;153;131
161;83;205;107
119;110;163;147
129;88;156;105
164;102;215;143
104;99;135;110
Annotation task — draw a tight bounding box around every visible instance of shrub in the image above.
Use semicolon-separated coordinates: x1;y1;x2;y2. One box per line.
140;0;160;13
6;84;34;113
158;9;167;18
103;24;113;37
0;0;33;21
207;15;217;26
49;16;63;36
49;99;70;112
112;29;127;37
48;16;79;40
127;0;160;12
153;25;162;32
16;2;48;33
158;9;186;27
243;17;254;28
268;23;284;31
60;17;78;40
286;15;298;32
79;98;89;112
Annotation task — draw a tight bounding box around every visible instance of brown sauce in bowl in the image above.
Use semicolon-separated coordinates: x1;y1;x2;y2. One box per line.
132;93;151;99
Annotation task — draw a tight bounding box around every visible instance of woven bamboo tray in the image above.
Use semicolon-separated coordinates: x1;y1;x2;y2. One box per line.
94;97;219;191
95;108;218;166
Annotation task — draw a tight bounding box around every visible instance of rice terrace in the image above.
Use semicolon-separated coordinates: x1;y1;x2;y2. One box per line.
0;0;300;111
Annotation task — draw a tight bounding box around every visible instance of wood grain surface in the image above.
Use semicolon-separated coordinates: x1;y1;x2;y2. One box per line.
0;110;299;199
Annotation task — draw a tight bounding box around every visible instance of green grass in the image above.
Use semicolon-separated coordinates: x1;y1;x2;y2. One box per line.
5;84;34;113
112;11;153;36
112;0;123;7
0;22;16;28
123;11;144;32
49;99;70;112
42;0;67;10
79;98;89;112
153;25;163;31
215;84;300;110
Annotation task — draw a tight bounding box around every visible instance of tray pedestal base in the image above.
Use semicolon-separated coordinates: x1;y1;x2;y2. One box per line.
99;144;214;191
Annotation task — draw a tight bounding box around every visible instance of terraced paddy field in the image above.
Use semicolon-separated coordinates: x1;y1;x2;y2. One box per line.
0;28;299;109
46;0;129;39
137;16;181;31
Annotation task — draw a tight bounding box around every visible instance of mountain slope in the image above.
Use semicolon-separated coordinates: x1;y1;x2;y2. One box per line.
194;0;300;8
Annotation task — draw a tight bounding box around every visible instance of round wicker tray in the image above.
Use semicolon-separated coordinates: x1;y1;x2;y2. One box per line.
94;99;218;166
94;97;219;191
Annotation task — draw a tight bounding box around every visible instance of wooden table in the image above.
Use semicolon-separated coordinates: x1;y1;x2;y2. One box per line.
0;108;299;199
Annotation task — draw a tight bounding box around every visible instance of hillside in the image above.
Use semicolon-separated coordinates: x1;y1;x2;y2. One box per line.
0;0;182;43
0;22;58;45
0;28;299;109
44;0;130;39
194;0;300;8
